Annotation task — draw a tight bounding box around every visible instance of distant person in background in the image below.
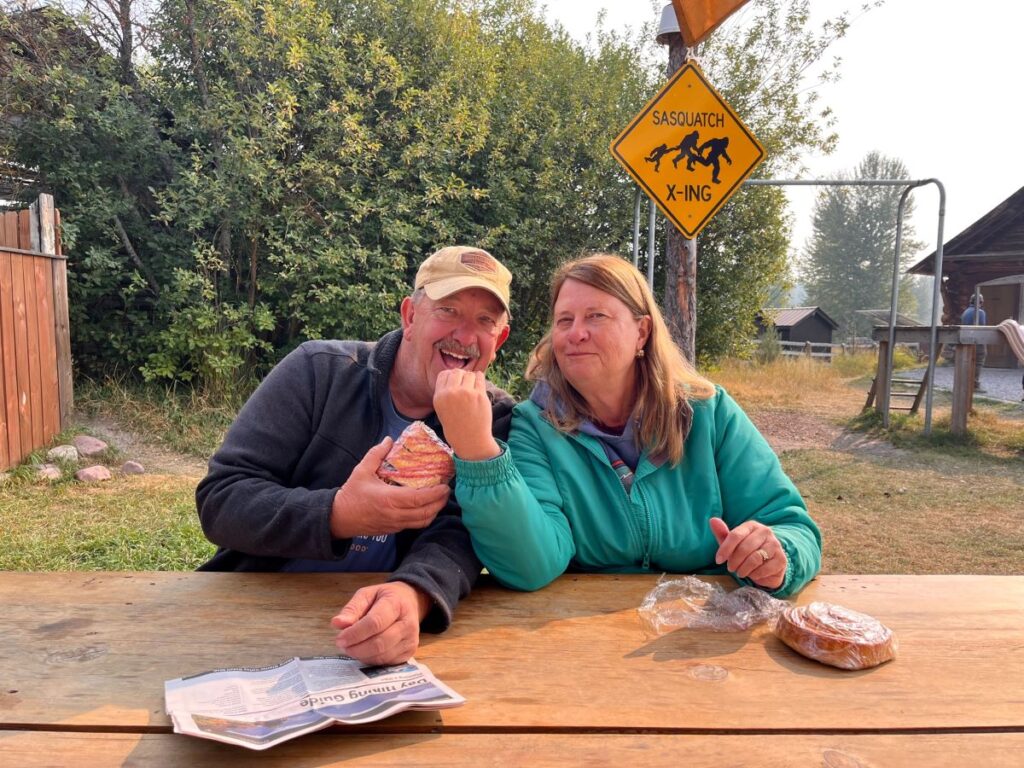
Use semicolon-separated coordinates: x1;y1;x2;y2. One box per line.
961;293;986;391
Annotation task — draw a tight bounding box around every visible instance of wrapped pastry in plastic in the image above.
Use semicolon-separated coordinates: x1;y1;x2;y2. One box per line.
774;602;897;670
375;421;455;489
638;575;786;635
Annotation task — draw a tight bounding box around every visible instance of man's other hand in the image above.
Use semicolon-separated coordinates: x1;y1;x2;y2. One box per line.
331;582;431;665
330;437;450;539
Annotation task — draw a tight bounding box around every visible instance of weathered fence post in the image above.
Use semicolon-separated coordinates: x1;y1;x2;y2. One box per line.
37;195;72;428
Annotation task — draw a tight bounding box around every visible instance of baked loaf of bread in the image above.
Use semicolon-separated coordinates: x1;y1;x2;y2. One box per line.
376;421;455;489
774;602;896;670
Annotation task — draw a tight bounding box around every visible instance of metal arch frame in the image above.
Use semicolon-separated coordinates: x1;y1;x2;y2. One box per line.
632;178;947;434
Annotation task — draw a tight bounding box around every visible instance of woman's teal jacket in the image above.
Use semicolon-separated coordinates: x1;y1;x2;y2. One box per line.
454;386;821;596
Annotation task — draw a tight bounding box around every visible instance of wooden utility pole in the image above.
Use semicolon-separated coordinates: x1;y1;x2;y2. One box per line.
660;29;697;362
616;1;753;362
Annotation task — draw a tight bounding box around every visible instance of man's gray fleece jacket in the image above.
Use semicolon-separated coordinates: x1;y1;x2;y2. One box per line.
195;329;515;632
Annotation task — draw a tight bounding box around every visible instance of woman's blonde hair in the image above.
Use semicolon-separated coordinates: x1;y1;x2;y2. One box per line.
526;254;716;465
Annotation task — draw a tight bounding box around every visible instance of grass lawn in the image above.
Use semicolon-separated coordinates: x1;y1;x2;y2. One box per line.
786;449;1024;574
0;474;214;570
714;353;1024;575
2;353;1022;574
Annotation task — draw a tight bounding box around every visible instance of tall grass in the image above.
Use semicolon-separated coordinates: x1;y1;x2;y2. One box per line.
829;349;881;378
708;355;866;410
709;348;921;410
76;377;248;459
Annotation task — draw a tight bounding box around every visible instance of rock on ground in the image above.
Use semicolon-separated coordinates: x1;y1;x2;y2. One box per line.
73;435;109;457
121;460;145;475
75;465;112;482
77;415;207;477
36;464;62;480
47;445;79;462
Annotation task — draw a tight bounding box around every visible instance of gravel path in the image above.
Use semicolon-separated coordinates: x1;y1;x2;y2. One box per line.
899;364;1024;404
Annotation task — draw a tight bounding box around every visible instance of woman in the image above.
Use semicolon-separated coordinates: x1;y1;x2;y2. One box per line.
433;254;820;595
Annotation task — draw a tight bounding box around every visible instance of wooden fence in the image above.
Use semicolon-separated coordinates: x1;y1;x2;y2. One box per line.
0;194;71;471
778;340;883;360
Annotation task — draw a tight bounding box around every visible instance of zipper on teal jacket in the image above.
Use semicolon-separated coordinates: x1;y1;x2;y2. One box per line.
634;482;652;570
623;471;652;570
572;431;653;570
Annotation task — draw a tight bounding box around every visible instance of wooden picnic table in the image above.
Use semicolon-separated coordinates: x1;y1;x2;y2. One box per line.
872;325;1007;433
1;572;1022;765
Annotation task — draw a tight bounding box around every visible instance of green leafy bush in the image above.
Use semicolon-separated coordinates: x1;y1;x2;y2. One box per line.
1;0;849;384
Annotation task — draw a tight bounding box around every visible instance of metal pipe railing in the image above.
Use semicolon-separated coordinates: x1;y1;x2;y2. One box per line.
744;178;946;434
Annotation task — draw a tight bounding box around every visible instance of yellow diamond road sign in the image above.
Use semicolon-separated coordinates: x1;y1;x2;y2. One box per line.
610;61;764;239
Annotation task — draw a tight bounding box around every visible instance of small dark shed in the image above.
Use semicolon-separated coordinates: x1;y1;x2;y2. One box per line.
909;185;1024;368
756;306;839;345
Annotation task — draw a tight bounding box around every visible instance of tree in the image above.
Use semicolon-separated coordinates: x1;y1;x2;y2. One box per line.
0;0;872;384
2;0;654;389
0;3;184;376
801;151;925;340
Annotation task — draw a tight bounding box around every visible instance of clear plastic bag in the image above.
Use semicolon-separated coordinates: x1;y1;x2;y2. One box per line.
637;575;786;635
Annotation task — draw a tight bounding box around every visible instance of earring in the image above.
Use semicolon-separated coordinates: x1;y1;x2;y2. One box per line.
636;349;645;358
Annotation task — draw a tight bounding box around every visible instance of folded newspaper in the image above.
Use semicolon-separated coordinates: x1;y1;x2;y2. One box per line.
164;655;464;750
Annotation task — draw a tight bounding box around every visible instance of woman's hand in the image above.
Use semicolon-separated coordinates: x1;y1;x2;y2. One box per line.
709;517;787;591
433;369;502;461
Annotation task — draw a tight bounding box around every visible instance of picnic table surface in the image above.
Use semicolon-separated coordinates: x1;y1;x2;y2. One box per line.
1;572;1022;765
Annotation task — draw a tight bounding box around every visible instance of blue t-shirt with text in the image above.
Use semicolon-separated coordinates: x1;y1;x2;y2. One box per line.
281;389;413;572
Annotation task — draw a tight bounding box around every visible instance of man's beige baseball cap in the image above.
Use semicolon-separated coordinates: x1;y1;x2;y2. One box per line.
415;246;512;314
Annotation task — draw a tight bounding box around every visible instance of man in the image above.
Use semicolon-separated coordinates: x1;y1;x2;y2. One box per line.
196;246;514;665
961;292;986;391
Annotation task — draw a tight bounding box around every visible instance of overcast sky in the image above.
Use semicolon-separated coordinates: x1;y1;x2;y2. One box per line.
543;0;1024;263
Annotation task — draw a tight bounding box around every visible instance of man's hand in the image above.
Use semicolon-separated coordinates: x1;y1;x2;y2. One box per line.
709;517;787;590
433;370;501;461
331;581;432;665
330;438;450;539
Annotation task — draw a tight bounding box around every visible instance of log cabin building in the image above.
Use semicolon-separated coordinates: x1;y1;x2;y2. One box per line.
909;185;1024;369
756;306;839;346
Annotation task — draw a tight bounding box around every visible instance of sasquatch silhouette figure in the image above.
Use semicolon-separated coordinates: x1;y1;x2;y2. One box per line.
693;137;732;183
644;143;672;172
670;130;702;170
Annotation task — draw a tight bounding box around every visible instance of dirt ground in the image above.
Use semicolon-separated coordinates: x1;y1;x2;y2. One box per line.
744;408;905;458
79;415;209;477
745;409;844;453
